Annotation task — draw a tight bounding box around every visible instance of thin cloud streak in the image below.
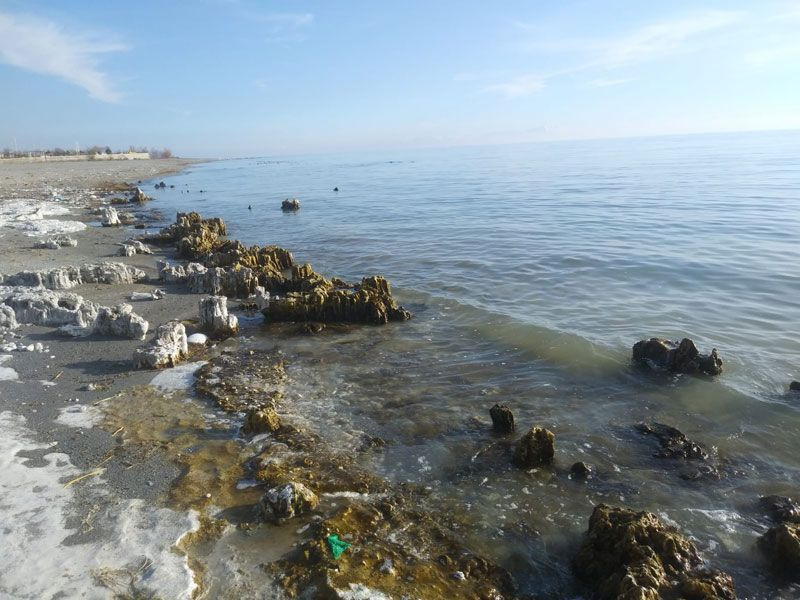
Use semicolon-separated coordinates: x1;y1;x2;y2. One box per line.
0;11;126;103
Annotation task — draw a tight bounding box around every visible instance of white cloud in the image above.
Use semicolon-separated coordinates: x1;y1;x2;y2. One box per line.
0;11;126;103
587;78;630;88
484;74;545;97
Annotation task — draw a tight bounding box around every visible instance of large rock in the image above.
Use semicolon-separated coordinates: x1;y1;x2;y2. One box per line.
0;262;146;291
575;504;735;599
94;304;148;339
34;235;77;249
1;289;98;330
489;403;515;434
758;521;800;578
133;321;188;369
259;482;318;523
760;495;800;523
0;305;18;330
632;337;722;376
198;296;239;337
187;266;258;297
635;422;709;460
100;206;121;226
512;426;555;468
263;269;411;324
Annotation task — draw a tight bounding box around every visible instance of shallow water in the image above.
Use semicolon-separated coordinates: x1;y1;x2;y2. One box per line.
151;130;800;598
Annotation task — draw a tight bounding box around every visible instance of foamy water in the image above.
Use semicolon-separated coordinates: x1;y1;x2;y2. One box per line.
148;131;800;597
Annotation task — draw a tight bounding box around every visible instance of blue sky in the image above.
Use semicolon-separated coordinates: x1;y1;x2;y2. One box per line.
1;0;799;157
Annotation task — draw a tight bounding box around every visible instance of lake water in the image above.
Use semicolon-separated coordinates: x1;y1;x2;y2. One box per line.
151;130;800;598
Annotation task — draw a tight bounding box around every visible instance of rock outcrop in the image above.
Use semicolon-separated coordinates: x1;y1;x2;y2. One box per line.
632;337;723;376
490;403;515;434
0;305;18;329
198;295;239;337
34;235;77;249
512;426;555;468
94;304;148;339
187;266;259;297
133;321;188;369
259;482;318;523
131;187;150;203
281;198;300;211
758;521;800;578
100;206;121;226
195;349;285;412
242;407;282;435
760;495;800;523
0;262;146;291
574;504;736;599
118;240;152;256
264;269;411;324
635;422;708;460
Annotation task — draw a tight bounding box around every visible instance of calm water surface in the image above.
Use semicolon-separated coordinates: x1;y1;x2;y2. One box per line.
152;131;800;598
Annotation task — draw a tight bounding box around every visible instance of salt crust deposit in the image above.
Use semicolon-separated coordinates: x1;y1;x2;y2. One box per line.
56;404;104;428
149;361;207;391
0;198;86;236
0;410;199;599
0;354;19;381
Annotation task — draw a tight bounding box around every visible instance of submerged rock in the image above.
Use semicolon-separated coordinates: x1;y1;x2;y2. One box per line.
574;504;735;599
195;349;285;412
489;403;515;434
632;337;722;376
133;321;188;369
790;381;800;392
199;295;239;337
512;426;555;468
242;407;282;435
760;495;800;523
259;482;318;523
635;422;709;460
758;521;800;578
281;198;300;211
570;461;592;479
34;235;77;249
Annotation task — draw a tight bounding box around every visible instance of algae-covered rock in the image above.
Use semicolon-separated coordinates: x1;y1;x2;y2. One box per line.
512;426;555;468
241;407;281;435
632;337;722;376
194;349;285;412
758;521;800;578
574;504;736;599
259;482;318;522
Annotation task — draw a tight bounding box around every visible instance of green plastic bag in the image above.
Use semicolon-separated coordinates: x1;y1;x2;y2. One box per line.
326;534;351;559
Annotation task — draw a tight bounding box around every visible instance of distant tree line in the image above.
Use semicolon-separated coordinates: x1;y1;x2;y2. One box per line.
1;145;174;159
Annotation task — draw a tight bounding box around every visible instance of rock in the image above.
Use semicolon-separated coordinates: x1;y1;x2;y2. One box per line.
512;426;555;468
281;198;300;211
242;407;282;435
1;289;98;331
131;187;150;203
635;422;709;460
34;235;77;249
574;504;735;599
186;333;208;345
570;461;592;479
93;304;149;339
118;240;151;256
263;270;411;325
0;262;146;291
100;206;121;226
0;305;18;330
130;289;166;301
760;495;800;523
133;321;188;369
632;337;722;376
790;381;800;392
259;482;318;522
188;266;258;297
195;348;285;412
199;296;239;337
758;521;800;578
489;403;515;434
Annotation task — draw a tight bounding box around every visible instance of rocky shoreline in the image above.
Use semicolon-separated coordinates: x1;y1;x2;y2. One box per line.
0;159;798;599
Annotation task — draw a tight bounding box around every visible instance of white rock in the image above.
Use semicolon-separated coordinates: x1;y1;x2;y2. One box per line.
100;206;120;226
133;321;188;369
34;235;77;249
130;288;166;301
118;240;152;256
0;305;18;330
198;296;238;337
186;333;208;345
0;262;146;291
94;304;149;340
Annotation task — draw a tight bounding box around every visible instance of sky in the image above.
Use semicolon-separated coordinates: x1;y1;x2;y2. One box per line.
1;0;799;157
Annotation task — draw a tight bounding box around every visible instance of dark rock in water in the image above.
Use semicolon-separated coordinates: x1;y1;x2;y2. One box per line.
574;504;736;600
333;186;339;192
632;337;723;376
570;461;592;479
489;403;515;434
760;495;800;523
242;407;281;435
790;381;800;392
281;198;300;211
512;426;554;468
635;422;709;460
131;186;151;203
758;521;800;578
297;321;325;335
